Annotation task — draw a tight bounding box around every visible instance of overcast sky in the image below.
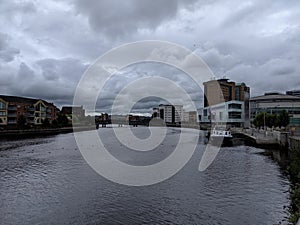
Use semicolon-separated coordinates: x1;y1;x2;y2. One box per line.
1;0;299;114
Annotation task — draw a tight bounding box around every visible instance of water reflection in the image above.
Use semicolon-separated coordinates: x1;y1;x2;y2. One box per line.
0;127;290;224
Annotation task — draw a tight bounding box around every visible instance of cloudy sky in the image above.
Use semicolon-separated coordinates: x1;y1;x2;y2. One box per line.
1;0;300;114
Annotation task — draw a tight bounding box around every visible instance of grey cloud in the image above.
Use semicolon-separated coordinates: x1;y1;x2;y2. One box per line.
18;62;35;80
6;58;89;107
0;33;20;62
1;0;300;113
73;0;198;38
36;58;88;81
0;0;36;21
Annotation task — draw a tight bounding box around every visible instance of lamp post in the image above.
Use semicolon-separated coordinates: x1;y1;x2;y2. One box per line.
263;109;266;135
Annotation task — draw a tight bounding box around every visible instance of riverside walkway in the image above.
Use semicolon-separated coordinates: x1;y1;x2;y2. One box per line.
231;127;289;146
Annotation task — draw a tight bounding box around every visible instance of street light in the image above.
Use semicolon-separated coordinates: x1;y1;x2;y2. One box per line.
263;108;266;130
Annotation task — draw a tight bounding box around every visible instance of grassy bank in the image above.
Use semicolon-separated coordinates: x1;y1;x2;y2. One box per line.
288;137;300;224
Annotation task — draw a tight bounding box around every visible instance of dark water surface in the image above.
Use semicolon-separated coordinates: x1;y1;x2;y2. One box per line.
0;127;290;225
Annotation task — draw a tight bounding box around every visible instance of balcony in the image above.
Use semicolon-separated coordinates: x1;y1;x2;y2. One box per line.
7;120;17;124
25;113;34;118
28;107;35;112
8;106;17;111
7;113;17;117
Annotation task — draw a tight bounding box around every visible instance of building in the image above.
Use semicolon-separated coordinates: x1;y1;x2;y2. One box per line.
0;95;58;128
61;106;85;119
197;109;203;122
202;78;250;127
250;92;300;126
182;111;190;123
152;107;160;118
157;104;183;125
189;111;197;123
202;100;245;127
204;78;236;107
287;90;300;97
182;111;197;123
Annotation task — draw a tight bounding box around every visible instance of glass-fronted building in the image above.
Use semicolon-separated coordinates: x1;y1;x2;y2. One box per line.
250;92;300;126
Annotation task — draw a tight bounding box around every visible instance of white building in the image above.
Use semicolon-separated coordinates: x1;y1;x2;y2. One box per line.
158;104;183;124
182;111;190;123
202;100;245;127
174;105;183;123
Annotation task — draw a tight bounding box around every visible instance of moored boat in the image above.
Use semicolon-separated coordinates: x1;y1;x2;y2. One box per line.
208;128;233;146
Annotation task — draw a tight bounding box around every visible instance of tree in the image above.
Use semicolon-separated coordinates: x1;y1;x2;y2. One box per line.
278;110;289;127
42;118;50;128
253;112;265;128
52;119;58;128
253;110;290;129
57;114;69;127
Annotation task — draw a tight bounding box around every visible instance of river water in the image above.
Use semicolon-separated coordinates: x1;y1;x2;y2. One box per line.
0;127;290;225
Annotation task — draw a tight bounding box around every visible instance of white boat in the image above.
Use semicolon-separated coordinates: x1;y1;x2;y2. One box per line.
208;128;233;146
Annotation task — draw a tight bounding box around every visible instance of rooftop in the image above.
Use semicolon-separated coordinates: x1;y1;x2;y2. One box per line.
0;95;54;106
251;93;300;101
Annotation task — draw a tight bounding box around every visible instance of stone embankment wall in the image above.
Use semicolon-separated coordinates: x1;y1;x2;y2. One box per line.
232;127;289;147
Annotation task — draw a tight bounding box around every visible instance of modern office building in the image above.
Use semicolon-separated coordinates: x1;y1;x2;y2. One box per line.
0;95;58;128
202;100;245;127
250;92;300;126
154;104;183;124
202;78;250;127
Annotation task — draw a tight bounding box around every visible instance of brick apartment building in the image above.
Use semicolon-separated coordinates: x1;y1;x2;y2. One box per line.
0;95;58;129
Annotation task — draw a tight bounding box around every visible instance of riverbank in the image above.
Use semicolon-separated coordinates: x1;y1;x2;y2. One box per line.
231;128;289;149
0;126;94;139
288;136;300;224
229;128;300;224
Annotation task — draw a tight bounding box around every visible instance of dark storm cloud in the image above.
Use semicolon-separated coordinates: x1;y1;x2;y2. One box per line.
73;0;198;38
0;0;299;113
7;58;89;107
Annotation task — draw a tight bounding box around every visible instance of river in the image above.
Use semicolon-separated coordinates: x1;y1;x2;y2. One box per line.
0;127;290;225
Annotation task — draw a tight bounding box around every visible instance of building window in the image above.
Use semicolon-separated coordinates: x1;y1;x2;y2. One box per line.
0;101;6;110
228;112;242;119
229;103;242;109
